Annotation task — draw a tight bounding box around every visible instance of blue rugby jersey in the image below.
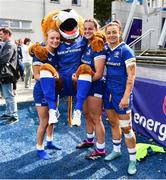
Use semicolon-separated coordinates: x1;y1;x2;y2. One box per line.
81;44;106;72
33;51;58;69
104;42;136;90
56;36;87;77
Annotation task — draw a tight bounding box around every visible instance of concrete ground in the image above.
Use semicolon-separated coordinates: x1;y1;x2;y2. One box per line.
136;63;166;82
0;65;166;179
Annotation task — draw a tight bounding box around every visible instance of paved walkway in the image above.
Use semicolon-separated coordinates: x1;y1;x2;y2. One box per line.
136;63;166;82
0;79;35;105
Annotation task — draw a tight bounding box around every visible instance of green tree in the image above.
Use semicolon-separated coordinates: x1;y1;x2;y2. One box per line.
94;0;115;26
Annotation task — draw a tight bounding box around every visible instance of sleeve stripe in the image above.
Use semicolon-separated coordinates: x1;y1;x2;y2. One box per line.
33;61;43;66
94;55;106;61
125;58;136;66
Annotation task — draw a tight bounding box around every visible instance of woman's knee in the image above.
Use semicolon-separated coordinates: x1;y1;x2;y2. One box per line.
89;113;101;124
39;119;48;129
119;120;135;139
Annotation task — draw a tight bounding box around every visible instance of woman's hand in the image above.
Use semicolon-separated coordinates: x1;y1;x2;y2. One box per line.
119;96;129;109
54;72;59;79
72;73;77;81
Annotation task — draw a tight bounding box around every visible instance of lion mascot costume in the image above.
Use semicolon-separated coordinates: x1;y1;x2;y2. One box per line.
30;9;105;126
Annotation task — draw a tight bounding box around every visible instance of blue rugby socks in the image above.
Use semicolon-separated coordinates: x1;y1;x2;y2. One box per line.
75;74;92;111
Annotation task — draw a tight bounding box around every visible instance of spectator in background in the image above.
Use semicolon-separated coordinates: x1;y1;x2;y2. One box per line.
22;38;32;88
16;39;24;81
0;27;19;124
0;37;4;50
0;38;3;99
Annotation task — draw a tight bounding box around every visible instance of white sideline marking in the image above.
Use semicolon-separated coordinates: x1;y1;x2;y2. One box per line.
88;167;110;179
17;152;64;174
117;175;128;179
68;163;95;176
108;162;118;172
68;130;82;142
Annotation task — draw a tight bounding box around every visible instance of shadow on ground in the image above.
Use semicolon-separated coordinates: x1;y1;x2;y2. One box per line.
0;100;166;179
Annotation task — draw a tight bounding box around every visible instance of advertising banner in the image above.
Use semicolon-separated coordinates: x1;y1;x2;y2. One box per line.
133;78;166;147
126;18;142;50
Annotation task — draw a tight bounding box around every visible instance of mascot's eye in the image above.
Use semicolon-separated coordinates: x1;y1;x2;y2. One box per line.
52;15;58;21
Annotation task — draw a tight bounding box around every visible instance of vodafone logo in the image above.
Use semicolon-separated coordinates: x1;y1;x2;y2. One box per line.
163;96;166;115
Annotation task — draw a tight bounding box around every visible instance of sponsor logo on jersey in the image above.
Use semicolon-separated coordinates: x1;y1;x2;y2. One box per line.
57;48;82;55
48;58;52;62
106;61;121;66
114;51;120;58
86;49;91;56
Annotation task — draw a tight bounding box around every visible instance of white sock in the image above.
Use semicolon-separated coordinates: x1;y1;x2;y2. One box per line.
128;147;136;161
96;142;105;150
112;139;121;153
46;136;53;142
87;132;95;139
36;144;44;150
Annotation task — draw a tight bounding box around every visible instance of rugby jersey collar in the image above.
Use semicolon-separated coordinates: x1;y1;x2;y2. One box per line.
108;42;125;51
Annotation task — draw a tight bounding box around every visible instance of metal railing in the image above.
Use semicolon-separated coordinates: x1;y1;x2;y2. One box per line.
128;28;155;50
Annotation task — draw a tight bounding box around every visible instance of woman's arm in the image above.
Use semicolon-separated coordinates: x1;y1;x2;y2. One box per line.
32;65;40;80
119;62;136;109
93;58;105;81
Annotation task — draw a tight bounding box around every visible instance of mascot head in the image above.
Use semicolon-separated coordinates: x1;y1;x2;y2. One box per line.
41;9;84;40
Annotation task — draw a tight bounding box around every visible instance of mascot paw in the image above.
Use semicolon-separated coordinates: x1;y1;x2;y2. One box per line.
40;63;58;77
40;63;63;92
76;64;95;77
29;43;48;61
90;31;106;52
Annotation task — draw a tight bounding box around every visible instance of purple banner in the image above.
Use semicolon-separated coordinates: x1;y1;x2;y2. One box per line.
133;77;166;147
126;18;142;50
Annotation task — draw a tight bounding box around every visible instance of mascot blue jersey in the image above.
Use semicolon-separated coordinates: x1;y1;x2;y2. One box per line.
81;44;106;72
33;51;58;68
104;42;135;90
57;36;87;77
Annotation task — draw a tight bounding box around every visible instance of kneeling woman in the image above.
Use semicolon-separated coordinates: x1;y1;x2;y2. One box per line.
32;30;61;160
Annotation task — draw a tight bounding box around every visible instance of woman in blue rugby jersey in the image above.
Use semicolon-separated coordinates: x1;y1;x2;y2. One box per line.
73;19;106;160
33;30;62;160
103;20;137;175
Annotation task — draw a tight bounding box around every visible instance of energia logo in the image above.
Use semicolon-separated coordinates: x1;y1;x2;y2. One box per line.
133;113;166;142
